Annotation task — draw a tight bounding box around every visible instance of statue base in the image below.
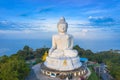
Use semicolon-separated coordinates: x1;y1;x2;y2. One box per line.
40;63;89;79
44;56;82;71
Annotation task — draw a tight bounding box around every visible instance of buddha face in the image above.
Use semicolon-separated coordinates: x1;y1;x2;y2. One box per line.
58;24;68;33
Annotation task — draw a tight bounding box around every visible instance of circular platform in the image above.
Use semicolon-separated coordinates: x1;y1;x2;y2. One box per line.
40;63;88;79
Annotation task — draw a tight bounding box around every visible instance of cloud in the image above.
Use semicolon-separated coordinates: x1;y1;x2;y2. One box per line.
88;16;115;26
39;19;46;20
0;20;17;30
0;19;57;39
0;18;120;40
88;16;115;23
0;30;54;39
72;28;119;40
20;13;29;17
0;20;41;30
37;8;52;13
19;7;53;17
0;20;9;24
85;9;107;14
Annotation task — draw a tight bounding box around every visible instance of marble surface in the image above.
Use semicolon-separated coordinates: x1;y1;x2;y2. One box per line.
44;56;82;71
44;17;82;71
48;17;78;58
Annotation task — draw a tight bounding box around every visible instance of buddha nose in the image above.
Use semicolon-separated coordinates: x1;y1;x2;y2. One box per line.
62;26;65;30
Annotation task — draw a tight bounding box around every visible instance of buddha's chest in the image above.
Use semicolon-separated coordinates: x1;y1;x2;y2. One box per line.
55;35;71;49
55;35;70;42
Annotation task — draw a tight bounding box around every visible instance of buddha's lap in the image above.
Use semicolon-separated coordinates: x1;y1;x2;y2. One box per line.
51;49;78;56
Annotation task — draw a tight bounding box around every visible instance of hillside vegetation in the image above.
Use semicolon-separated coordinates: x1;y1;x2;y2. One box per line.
0;45;120;80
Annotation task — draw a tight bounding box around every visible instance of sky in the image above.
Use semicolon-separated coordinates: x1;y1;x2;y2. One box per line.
0;0;120;55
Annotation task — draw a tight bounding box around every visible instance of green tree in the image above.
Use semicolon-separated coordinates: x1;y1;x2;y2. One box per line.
0;55;30;80
17;45;34;60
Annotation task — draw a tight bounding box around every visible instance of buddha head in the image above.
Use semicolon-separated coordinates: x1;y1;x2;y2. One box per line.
57;17;68;33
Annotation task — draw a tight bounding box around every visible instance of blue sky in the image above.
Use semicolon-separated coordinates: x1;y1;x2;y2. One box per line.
0;0;120;54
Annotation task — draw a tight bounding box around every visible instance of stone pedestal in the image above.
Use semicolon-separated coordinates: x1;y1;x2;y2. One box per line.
44;56;82;71
41;56;90;79
40;63;88;79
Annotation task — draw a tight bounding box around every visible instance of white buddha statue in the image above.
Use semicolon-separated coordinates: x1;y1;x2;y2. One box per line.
44;17;81;71
49;17;78;58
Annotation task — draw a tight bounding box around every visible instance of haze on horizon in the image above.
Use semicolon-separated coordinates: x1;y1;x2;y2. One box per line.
0;0;120;55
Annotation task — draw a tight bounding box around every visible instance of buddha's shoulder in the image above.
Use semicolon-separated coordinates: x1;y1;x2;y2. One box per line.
52;34;59;39
52;34;59;37
52;34;73;38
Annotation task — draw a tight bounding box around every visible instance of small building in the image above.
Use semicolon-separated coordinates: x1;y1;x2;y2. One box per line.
113;50;120;53
80;58;88;63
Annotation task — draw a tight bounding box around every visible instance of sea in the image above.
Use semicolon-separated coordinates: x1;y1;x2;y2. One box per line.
0;38;120;56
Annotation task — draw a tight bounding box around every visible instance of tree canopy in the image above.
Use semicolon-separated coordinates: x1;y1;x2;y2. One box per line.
0;55;30;80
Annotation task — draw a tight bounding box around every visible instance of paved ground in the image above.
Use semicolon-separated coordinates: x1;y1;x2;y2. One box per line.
95;66;112;80
25;69;39;80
